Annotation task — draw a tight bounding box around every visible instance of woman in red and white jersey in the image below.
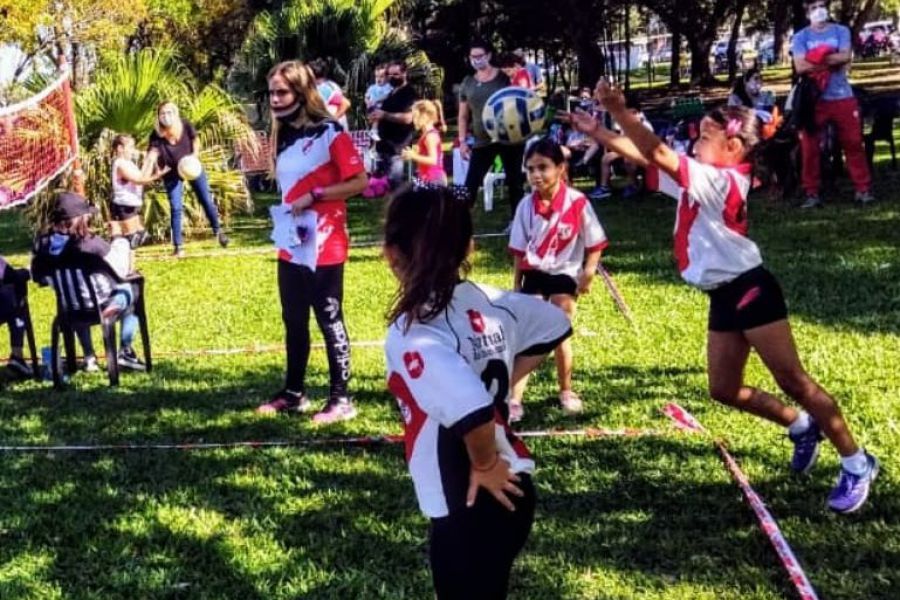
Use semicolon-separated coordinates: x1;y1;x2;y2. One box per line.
383;184;571;598
569;81;878;515
256;60;368;424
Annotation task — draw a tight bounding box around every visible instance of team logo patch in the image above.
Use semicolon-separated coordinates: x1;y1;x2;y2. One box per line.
557;223;574;241
403;351;424;379
467;309;485;333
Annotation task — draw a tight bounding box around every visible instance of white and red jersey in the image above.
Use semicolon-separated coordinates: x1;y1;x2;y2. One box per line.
385;281;571;518
508;183;608;279
274;120;364;266
647;156;762;290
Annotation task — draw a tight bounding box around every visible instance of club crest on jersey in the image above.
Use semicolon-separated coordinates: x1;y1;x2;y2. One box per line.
466;309;485;333
403;351;424;379
557;223;574;241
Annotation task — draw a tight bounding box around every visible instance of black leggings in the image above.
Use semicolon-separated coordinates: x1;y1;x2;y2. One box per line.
464;142;526;218
429;474;535;600
277;261;350;398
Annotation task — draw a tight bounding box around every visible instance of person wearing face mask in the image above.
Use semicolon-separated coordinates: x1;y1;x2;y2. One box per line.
256;60;368;424
728;68;766;110
143;101;229;257
369;60;419;190
458;40;526;229
792;0;874;208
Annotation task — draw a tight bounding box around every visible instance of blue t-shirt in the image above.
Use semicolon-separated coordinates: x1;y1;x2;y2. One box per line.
792;23;853;101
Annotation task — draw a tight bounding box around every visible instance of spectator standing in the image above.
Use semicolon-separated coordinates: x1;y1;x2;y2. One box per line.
792;0;874;208
370;60;418;190
309;58;352;130
458;40;526;227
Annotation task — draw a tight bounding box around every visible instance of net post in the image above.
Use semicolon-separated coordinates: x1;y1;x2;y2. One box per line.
56;55;84;196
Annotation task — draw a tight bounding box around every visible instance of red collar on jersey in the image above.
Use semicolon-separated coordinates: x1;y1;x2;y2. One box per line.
532;182;567;219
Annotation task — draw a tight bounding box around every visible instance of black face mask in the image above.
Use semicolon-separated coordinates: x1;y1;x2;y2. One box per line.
274;102;303;124
389;76;404;88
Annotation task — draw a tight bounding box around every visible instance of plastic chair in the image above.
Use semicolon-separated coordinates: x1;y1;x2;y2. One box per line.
0;270;39;380
32;252;151;388
865;97;898;170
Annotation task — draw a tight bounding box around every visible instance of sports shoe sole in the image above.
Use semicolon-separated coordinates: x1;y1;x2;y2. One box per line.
830;460;880;514
312;406;358;424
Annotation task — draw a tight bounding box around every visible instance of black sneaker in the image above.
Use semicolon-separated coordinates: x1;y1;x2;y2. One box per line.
217;231;230;248
117;347;146;371
256;389;312;415
6;355;33;378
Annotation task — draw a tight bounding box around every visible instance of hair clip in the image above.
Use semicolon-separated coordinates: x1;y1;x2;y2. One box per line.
726;118;743;138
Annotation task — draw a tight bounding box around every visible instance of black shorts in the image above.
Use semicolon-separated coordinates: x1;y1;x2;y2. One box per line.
707;266;788;332
110;203;140;220
430;474;535;599
521;270;577;299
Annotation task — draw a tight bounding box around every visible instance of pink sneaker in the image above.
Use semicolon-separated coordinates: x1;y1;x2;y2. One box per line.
508;399;525;424
559;390;583;415
312;398;357;424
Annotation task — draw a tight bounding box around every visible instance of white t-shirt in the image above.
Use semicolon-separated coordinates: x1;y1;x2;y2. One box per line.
509;183;608;279
646;155;762;290
111;158;143;208
385;281;572;518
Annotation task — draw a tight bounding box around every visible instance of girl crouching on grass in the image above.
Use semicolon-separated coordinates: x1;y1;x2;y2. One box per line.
383;184;572;598
507;137;608;423
401;100;448;186
569;81;878;514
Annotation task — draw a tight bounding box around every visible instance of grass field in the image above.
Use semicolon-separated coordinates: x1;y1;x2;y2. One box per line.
0;162;898;599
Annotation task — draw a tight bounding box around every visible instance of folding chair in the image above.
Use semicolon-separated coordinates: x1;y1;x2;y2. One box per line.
32;252;151;388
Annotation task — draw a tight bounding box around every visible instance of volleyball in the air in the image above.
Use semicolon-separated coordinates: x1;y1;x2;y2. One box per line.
177;155;203;181
482;87;546;144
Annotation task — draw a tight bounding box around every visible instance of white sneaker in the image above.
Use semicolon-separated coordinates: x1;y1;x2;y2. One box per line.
559;390;583;415
82;355;100;373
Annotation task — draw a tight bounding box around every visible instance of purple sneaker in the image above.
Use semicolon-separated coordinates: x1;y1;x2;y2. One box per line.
312;398;357;424
789;418;823;474
828;453;879;514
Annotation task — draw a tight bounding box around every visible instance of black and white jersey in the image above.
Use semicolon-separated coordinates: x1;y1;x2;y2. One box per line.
385;281;572;518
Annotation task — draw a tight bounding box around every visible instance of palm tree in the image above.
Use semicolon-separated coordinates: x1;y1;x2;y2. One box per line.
27;48;257;241
231;0;442;127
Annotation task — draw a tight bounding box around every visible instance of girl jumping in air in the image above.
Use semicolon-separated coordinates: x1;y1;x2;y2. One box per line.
569;81;878;514
507;137;607;422
383;184;571;598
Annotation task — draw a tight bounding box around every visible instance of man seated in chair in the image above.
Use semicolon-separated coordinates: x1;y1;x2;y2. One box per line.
0;256;33;378
32;192;146;371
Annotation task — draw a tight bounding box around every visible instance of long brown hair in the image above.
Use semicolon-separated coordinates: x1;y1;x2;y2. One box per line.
384;185;472;328
267;60;333;170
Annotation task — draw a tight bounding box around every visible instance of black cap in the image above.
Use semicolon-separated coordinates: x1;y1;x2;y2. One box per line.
53;191;98;223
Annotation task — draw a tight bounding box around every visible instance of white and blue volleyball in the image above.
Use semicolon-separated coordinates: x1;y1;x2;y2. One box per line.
481;87;546;144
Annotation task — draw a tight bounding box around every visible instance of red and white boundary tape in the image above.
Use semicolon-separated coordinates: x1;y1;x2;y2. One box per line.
0;425;666;454
662;402;820;600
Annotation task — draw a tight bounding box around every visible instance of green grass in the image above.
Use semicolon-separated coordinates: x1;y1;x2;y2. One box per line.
0;166;898;599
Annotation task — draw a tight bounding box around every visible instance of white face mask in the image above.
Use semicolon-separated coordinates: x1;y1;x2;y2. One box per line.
159;114;175;128
746;81;761;95
809;6;829;24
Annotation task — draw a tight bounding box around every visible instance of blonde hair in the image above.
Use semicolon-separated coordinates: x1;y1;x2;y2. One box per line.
155;101;184;141
267;61;333;171
411;99;446;134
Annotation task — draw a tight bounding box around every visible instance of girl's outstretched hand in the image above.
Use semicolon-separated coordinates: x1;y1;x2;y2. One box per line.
595;79;626;113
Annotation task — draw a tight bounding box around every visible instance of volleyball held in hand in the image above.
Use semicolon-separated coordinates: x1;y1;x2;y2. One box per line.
482;86;546;144
177;155;203;181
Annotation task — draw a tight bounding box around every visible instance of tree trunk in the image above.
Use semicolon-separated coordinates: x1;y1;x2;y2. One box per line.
773;0;791;65
688;36;714;85
792;0;807;31
670;23;682;88
624;2;632;90
727;0;749;82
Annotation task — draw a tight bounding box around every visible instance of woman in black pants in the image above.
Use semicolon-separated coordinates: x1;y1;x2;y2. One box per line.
256;60;367;424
